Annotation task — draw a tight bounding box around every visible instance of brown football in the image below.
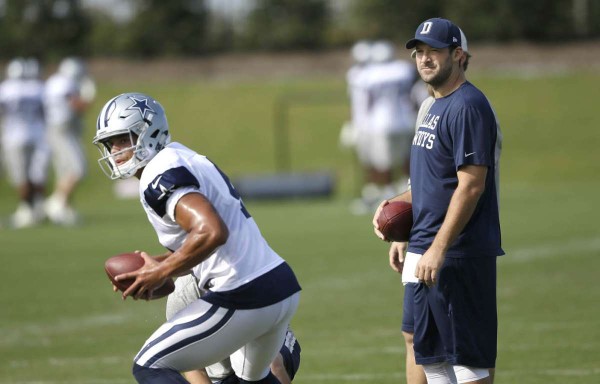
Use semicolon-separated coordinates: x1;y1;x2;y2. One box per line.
377;201;413;242
104;252;175;300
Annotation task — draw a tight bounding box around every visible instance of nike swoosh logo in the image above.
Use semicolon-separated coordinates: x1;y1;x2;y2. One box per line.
151;175;163;189
465;152;476;157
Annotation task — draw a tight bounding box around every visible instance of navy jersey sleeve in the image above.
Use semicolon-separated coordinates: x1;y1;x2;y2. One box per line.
452;105;495;170
143;166;200;217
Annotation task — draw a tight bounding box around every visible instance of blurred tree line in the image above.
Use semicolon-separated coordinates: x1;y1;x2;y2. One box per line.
0;0;598;60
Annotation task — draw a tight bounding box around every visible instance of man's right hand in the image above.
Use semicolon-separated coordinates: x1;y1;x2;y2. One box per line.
372;200;389;240
389;242;408;274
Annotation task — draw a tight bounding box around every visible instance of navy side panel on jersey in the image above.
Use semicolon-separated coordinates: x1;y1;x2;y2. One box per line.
143;166;200;217
202;262;301;309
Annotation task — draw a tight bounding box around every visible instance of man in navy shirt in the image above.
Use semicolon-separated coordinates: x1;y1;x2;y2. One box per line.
374;18;503;384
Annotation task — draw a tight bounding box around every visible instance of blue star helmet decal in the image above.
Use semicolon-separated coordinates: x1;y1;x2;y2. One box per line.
126;96;155;119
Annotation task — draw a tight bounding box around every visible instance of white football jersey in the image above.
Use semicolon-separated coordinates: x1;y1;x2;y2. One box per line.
365;60;421;134
44;73;80;126
138;142;285;294
346;64;371;133
0;78;45;146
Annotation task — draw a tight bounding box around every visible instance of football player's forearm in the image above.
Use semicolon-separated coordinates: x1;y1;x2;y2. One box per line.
431;168;485;253
154;251;172;262
431;189;478;253
154;252;192;276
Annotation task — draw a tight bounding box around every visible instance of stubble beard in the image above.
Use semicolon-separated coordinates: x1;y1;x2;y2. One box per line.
420;59;453;88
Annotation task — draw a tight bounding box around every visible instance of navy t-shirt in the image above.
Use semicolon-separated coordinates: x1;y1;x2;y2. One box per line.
408;81;504;258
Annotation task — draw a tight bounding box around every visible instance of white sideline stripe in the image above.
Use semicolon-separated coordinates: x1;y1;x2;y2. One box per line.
303;345;404;356
8;356;122;369
504;236;600;263
539;367;600;376
0;313;132;346
48;356;122;366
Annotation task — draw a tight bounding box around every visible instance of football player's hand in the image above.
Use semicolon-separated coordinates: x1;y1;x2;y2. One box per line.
116;251;167;300
372;200;389;240
415;247;445;286
389;242;407;274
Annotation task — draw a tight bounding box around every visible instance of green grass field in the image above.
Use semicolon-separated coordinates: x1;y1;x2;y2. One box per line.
0;67;599;383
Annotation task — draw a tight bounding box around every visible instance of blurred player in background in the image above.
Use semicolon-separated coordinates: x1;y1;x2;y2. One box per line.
93;92;301;384
340;40;372;210
166;274;301;384
340;39;371;151
44;57;96;225
344;40;427;215
0;57;50;228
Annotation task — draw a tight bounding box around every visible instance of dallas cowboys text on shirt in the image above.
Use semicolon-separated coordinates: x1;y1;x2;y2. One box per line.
413;112;439;149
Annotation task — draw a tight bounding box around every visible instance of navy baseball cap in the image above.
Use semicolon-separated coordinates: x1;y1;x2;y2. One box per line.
405;18;462;49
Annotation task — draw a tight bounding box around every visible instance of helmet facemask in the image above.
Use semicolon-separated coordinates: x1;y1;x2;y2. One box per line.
95;124;144;179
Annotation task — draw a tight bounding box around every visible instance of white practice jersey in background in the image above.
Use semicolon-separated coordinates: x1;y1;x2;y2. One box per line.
0;78;45;146
346;64;371;133
139;142;284;293
44;73;80;126
364;60;421;135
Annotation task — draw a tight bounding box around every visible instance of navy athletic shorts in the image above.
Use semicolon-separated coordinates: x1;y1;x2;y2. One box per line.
413;256;497;368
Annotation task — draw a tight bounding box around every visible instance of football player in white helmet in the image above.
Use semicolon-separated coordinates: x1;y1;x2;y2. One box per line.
0;57;50;228
94;93;170;179
43;56;96;226
340;41;371;155
93;93;301;384
348;39;427;215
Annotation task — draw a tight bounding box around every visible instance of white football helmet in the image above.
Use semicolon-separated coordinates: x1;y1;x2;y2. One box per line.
24;58;40;79
6;57;26;79
58;57;86;79
351;40;371;65
93;93;171;179
370;40;395;63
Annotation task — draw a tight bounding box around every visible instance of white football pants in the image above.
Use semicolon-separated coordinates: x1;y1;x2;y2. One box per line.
134;292;299;382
